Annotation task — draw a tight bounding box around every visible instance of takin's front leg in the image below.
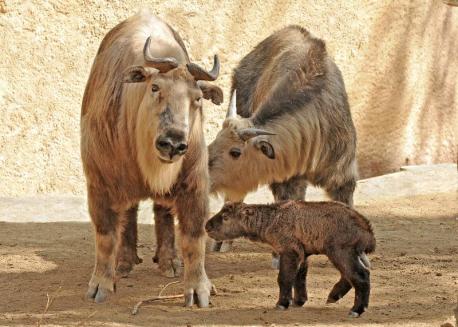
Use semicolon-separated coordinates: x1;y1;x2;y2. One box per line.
152;203;182;278
86;193;118;303
176;192;213;308
116;204;143;278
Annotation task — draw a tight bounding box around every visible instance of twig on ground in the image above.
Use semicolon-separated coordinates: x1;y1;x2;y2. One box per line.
36;285;62;327
132;281;182;315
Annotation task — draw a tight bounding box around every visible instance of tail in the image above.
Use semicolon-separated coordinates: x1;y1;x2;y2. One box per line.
358;252;371;270
358;231;376;271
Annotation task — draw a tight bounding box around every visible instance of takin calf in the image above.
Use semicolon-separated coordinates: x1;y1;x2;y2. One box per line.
205;201;376;317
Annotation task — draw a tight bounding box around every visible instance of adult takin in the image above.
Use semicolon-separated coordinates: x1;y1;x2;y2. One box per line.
205;201;376;317
81;11;223;307
208;25;357;223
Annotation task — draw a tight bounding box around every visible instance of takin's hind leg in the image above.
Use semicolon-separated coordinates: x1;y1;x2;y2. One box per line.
153;203;182;278
325;178;356;207
115;204;143;278
270;175;308;269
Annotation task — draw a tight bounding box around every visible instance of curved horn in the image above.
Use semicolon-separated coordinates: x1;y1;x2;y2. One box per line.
226;90;237;118
186;55;220;81
143;36;179;73
237;128;276;141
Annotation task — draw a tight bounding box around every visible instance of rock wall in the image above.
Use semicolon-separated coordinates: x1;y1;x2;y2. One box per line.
0;0;456;195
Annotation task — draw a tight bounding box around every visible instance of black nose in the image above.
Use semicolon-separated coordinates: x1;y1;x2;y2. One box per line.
156;135;188;158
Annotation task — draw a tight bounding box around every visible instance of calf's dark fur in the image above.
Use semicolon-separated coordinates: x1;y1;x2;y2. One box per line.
205;201;376;317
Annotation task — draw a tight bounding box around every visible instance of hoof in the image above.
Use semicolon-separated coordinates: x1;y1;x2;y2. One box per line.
276;299;292;310
184;278;212;308
348;311;360;318
293;299;306;307
116;262;134;278
326;296;339;304
153;256;183;278
275;304;288;310
219;241;233;253
86;275;115;303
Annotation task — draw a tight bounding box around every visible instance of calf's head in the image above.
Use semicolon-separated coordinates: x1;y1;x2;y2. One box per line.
208;91;276;200
124;36;223;163
205;202;250;241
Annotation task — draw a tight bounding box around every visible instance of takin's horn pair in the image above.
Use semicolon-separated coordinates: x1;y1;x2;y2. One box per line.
143;36;219;81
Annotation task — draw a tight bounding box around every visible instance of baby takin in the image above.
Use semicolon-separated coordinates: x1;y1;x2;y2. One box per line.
205;201;376;317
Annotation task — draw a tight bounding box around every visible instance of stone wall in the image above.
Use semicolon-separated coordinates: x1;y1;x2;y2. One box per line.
0;0;456;195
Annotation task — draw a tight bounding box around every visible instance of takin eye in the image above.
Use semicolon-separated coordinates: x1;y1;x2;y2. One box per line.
229;148;241;159
193;96;202;107
151;84;160;92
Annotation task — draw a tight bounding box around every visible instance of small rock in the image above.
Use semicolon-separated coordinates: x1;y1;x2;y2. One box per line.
399;252;407;256
440;323;453;327
436;272;443;277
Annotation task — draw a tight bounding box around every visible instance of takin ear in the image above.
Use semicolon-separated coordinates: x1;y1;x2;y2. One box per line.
306;38;327;77
122;66;157;83
197;81;224;105
253;139;275;159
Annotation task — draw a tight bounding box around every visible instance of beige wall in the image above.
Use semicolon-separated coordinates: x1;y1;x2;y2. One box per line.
0;0;456;196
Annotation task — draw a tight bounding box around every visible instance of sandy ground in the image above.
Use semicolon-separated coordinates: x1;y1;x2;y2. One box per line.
0;165;457;327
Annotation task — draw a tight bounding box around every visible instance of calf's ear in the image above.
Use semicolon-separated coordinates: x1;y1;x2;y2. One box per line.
254;139;275;159
197;81;224;105
242;207;255;216
122;66;157;83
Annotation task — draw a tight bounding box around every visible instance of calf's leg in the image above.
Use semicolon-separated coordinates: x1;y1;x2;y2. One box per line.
276;251;300;309
328;249;370;317
326;275;352;303
270;175;308;269
153;203;182;277
293;259;308;306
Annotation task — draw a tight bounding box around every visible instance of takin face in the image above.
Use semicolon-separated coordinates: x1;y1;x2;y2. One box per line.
208;91;276;201
123;37;223;165
205;202;249;241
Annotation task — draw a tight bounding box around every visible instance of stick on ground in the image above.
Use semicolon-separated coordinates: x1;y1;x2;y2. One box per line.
132;281;182;315
36;285;62;327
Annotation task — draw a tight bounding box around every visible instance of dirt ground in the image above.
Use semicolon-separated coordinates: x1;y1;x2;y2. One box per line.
0;190;457;327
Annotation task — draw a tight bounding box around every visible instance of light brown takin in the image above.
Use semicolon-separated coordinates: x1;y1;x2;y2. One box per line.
207;25;358;254
80;10;223;307
205;201;376;317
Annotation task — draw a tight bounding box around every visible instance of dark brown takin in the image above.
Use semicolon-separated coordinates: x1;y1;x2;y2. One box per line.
205;200;376;317
207;25;358;255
